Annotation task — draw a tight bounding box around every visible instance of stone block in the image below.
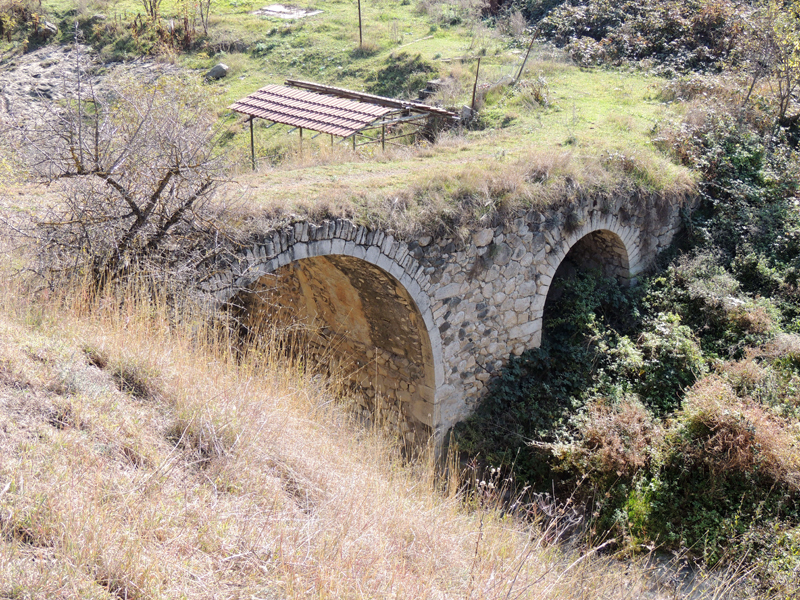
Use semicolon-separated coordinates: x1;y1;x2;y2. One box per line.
292;243;309;260
492;243;512;266
509;320;537;339
389;262;405;282
473;228;494;247
514;298;531;312
330;238;345;255
504;262;521;278
435;282;462;300
365;245;381;264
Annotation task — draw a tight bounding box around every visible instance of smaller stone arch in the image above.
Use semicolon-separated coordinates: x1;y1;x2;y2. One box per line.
530;214;643;344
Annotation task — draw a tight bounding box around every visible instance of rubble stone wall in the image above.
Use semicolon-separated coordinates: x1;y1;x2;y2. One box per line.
211;196;683;440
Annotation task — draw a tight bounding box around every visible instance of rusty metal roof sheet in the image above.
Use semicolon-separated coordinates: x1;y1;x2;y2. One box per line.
229;84;396;137
286;79;459;119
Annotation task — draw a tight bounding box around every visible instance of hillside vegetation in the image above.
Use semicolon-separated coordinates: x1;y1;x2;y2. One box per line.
1;0;800;597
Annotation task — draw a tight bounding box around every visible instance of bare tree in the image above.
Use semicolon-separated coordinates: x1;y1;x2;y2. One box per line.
198;0;212;36
141;0;164;21
742;0;800;125
6;52;228;292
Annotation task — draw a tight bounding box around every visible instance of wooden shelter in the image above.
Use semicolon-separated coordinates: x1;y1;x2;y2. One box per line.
230;79;459;168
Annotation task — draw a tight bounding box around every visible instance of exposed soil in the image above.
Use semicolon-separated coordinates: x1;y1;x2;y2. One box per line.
250;4;323;19
0;43;185;127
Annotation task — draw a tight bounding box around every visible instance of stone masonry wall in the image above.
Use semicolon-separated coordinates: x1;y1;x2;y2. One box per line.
236;255;436;446
210;195;684;439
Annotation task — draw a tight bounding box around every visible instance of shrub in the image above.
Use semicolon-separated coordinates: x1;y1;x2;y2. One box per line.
635;313;706;412
366;52;437;98
677;375;800;489
559;396;663;479
5;56;229;294
612;376;800;566
533;0;744;72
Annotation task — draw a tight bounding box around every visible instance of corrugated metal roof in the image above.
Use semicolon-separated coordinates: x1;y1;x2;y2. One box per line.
286;79;458;118
229;84;396;137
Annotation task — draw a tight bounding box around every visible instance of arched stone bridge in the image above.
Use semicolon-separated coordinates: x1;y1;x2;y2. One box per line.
209;196;683;444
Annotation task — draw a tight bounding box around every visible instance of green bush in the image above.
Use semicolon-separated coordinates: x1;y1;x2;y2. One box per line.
530;0;743;72
634;313;706;413
366;52;437;98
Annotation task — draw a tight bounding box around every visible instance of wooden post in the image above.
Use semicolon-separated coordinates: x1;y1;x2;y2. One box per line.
381;123;385;151
358;0;363;48
515;34;536;84
299;126;303;155
353;134;356;151
331;134;334;146
249;117;255;171
471;57;481;112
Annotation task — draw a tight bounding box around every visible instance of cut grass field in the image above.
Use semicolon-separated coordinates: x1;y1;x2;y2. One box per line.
218;53;695;236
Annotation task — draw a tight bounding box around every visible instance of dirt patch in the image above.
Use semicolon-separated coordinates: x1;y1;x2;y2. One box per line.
0;44;187;127
251;4;323;19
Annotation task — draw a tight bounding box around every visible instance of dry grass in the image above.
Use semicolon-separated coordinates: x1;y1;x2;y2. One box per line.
679;375;800;490
567;397;664;479
228;145;697;241
0;269;755;598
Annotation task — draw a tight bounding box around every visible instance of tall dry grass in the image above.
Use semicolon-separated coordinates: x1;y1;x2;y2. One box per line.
0;269;753;599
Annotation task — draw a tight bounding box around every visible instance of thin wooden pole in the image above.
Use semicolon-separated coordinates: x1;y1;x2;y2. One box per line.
471;57;481;112
358;0;363;47
381;123;385;151
249;117;255;171
299;126;303;155
515;34;536;83
353;134;356;151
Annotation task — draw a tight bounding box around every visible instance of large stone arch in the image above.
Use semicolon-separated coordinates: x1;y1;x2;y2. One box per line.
221;221;445;444
531;214;643;339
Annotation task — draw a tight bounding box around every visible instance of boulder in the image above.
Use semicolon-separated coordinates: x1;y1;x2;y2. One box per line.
204;63;229;80
40;21;58;38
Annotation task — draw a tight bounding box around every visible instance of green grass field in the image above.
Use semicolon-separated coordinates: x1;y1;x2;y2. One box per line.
21;0;691;211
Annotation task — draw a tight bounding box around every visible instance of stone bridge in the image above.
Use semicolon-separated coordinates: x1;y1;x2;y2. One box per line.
210;195;683;445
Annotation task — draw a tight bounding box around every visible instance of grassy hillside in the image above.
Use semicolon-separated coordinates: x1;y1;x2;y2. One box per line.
2;0;800;596
0;277;749;598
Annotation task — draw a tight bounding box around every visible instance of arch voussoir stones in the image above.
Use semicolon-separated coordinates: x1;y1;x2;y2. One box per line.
216;197;685;443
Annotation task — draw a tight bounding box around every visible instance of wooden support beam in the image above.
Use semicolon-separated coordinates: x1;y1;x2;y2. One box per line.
358;113;430;131
249;116;255;171
357;0;363;48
